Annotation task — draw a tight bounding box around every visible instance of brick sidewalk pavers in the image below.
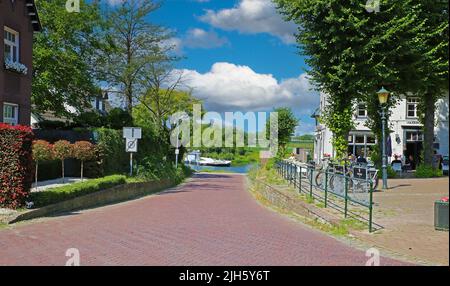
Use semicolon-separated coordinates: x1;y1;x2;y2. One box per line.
355;177;449;265
0;173;408;265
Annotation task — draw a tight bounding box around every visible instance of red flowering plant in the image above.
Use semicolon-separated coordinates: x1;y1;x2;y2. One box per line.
32;140;53;191
53;140;73;183
0;123;34;209
72;141;96;182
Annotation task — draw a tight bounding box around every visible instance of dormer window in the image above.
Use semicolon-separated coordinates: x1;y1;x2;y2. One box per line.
4;27;19;63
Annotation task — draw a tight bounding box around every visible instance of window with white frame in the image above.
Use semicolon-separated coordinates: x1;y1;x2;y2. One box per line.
406;131;423;142
347;133;377;157
406;97;419;118
357;103;367;118
3;103;19;126
4;27;20;63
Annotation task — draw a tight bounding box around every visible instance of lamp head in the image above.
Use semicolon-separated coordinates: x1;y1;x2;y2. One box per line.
377;87;390;104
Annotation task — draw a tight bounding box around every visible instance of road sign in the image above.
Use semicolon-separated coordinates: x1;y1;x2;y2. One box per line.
123;127;142;139
126;138;138;153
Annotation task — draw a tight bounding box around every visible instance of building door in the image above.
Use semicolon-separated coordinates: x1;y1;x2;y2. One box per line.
404;130;423;169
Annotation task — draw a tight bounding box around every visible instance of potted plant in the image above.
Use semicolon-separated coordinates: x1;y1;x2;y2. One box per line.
4;59;28;75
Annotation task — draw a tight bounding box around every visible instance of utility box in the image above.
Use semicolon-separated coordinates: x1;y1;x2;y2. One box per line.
434;200;449;231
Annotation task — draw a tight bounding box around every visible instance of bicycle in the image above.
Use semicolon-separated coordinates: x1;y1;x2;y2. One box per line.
344;162;379;193
314;157;335;188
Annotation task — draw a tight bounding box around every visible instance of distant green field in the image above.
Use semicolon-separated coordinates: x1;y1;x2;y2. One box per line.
287;141;314;151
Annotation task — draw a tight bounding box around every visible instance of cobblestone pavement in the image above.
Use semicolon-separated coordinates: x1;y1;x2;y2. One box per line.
0;174;408;266
355;177;449;265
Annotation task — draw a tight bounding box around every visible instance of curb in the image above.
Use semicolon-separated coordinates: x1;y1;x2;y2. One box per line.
8;179;177;224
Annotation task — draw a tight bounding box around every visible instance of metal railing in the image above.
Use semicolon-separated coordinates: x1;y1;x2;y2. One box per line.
275;159;378;232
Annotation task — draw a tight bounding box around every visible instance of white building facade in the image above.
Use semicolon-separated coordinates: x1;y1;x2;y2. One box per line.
313;92;449;165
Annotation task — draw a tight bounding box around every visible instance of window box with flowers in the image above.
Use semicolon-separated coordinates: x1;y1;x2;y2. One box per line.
4;59;28;75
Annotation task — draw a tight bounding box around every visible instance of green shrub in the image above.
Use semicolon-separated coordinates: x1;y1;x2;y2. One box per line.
93;128;128;175
265;158;276;170
30;175;126;207
377;166;398;179
387;166;397;178
415;165;443;178
135;157;193;184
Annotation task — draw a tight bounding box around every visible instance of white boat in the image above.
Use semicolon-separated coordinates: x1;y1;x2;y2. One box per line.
198;157;232;167
184;151;232;167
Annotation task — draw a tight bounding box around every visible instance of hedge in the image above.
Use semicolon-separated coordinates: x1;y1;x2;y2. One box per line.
415;165;443;178
0;123;34;209
30;175;127;208
93;128;129;175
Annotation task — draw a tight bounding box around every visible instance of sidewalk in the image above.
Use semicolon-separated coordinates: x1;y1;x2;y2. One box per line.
354;177;449;265
31;177;87;192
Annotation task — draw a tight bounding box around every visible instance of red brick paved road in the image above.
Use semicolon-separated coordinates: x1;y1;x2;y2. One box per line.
0;174;408;265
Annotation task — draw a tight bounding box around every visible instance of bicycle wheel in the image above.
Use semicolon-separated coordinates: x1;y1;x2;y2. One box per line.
329;175;335;191
315;171;324;187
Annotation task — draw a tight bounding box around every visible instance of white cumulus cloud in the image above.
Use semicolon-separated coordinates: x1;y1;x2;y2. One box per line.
178;62;319;115
184;28;229;49
199;0;297;44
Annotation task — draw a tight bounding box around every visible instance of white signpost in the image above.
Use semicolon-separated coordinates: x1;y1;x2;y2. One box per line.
123;127;142;176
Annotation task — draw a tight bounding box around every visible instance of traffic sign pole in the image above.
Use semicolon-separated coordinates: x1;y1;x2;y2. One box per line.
130;152;133;177
123;127;142;177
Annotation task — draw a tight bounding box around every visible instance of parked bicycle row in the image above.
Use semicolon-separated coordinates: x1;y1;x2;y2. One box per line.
275;159;376;232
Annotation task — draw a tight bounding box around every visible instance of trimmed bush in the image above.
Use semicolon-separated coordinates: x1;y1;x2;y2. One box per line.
32;140;53;190
73;141;96;181
53;140;73;183
30;175;126;207
415;165;443;178
0;124;34;209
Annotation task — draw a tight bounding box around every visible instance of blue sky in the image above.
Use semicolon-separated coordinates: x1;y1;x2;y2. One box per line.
151;0;307;79
109;0;320;134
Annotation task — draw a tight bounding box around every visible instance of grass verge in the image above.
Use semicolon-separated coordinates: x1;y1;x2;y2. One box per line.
248;165;370;237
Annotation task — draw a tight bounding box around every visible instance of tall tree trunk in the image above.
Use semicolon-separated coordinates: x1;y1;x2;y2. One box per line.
81;161;84;182
126;84;133;115
422;93;436;167
62;160;65;184
35;162;39;192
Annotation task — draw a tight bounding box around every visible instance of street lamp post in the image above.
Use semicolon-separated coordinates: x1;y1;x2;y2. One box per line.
175;134;179;169
377;87;390;190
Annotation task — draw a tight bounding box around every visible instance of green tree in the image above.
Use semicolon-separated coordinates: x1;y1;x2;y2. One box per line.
99;0;174;115
267;107;298;157
274;0;448;162
133;90;202;164
105;108;133;129
411;1;448;167
33;0;104;115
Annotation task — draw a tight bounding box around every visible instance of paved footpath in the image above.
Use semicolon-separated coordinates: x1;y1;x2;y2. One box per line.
0;174;409;266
